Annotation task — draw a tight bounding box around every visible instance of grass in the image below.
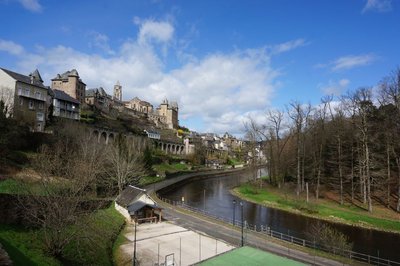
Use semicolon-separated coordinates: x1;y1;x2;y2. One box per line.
152;162;189;174
112;225;130;266
0;225;61;266
0;203;125;266
139;175;165;186
235;183;400;233
62;203;125;265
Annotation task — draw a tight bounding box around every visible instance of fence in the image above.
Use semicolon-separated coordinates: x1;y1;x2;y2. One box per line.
157;194;400;266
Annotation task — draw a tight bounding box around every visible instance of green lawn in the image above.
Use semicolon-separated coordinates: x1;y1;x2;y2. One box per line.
198;246;306;266
0;203;125;266
153;163;189;174
236;184;400;232
139;175;165;186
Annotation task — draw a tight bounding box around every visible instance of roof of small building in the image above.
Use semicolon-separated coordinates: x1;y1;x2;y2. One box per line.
127;201;157;214
116;185;146;207
53;89;80;104
1;68;47;89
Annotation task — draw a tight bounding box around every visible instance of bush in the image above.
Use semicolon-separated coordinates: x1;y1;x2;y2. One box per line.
308;222;353;255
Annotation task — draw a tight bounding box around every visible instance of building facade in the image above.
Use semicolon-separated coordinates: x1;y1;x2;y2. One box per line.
0;68;48;131
156;99;178;129
52;89;80;120
51;69;86;105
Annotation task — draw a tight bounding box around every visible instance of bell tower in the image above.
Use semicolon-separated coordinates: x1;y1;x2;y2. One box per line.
113;81;122;101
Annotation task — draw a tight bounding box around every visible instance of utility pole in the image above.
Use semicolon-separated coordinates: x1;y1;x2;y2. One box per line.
232;199;236;226
240;201;244;247
133;220;137;266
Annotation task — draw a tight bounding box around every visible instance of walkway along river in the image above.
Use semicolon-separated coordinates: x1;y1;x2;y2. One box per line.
157;168;400;263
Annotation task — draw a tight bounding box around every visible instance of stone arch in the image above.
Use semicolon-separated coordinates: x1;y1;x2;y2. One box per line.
100;131;107;144
93;130;99;141
108;133;115;143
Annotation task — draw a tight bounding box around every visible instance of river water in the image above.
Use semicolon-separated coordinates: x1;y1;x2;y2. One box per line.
158;169;400;262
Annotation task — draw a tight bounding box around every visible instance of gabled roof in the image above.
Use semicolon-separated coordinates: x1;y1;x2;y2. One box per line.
116;185;146;207
53;89;80;104
1;68;47;89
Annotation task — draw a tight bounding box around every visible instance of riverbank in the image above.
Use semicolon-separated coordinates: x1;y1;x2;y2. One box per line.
232;183;400;234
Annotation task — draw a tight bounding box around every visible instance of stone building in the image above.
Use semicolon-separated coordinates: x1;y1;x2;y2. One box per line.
51;89;80;120
156;99;178;129
51;69;86;105
0;68;48;131
85;87;111;111
125;97;153;114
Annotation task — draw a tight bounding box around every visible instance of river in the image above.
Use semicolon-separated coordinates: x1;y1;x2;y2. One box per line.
158;169;400;262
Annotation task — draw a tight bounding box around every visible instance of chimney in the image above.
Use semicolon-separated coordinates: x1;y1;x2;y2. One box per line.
30;75;34;84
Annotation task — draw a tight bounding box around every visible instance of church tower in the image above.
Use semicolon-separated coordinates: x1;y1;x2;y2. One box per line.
113;81;122;101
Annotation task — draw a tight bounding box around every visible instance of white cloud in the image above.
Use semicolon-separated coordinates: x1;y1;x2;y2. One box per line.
1;19;281;135
330;54;377;71
18;0;42;12
135;18;174;45
271;38;308;54
319;79;350;96
362;0;392;13
89;32;115;55
0;40;25;55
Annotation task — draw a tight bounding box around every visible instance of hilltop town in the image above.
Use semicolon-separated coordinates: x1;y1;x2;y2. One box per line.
0;67;254;162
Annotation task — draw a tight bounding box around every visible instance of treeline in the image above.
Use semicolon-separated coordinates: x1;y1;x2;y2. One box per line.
247;67;400;213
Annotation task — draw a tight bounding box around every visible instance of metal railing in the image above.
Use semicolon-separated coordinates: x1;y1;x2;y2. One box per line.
156;194;400;266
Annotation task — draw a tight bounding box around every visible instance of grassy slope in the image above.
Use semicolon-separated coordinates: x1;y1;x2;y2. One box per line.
234;183;400;233
0;203;125;266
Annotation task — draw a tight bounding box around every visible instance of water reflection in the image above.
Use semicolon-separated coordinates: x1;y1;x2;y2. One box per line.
159;170;400;261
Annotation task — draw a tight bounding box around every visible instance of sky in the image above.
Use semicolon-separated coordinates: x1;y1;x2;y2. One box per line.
1;0;399;135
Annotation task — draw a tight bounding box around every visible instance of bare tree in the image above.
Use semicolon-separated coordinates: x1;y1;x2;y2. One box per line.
106;134;147;193
0;86;14;118
288;101;311;195
20;123;107;257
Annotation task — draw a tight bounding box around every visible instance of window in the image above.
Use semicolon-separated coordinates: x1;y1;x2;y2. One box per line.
38;102;44;110
24;89;30;97
36;123;42;132
19;98;23;106
29;100;34;110
18;87;22;95
36;112;44;121
35;92;41;100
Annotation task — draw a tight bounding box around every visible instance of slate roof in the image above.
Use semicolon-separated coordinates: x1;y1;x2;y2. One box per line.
85;88;96;97
52;69;86;85
53;89;80;104
1;68;47;89
116;185;146;207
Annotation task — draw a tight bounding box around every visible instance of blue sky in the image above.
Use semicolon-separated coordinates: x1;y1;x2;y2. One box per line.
1;0;399;135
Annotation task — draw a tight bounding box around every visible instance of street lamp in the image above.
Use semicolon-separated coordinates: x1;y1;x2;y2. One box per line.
133;219;137;266
240;201;244;247
232;199;236;226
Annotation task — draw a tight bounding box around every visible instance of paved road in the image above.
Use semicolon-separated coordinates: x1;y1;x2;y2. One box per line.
154;197;349;266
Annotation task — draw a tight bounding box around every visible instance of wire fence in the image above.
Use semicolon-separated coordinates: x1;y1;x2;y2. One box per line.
157;194;400;266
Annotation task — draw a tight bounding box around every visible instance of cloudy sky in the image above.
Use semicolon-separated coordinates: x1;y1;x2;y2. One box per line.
1;0;399;135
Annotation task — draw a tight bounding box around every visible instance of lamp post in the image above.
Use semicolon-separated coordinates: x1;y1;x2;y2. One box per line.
232;199;236;226
240;201;244;247
133;219;137;266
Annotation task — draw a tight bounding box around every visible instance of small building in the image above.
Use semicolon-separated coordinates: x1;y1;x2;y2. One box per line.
144;129;161;140
115;185;162;223
0;68;48;131
52;89;80;120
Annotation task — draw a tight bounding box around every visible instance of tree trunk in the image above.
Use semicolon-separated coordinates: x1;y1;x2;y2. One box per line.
351;145;354;203
365;142;372;212
338;137;343;205
387;145;391;209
